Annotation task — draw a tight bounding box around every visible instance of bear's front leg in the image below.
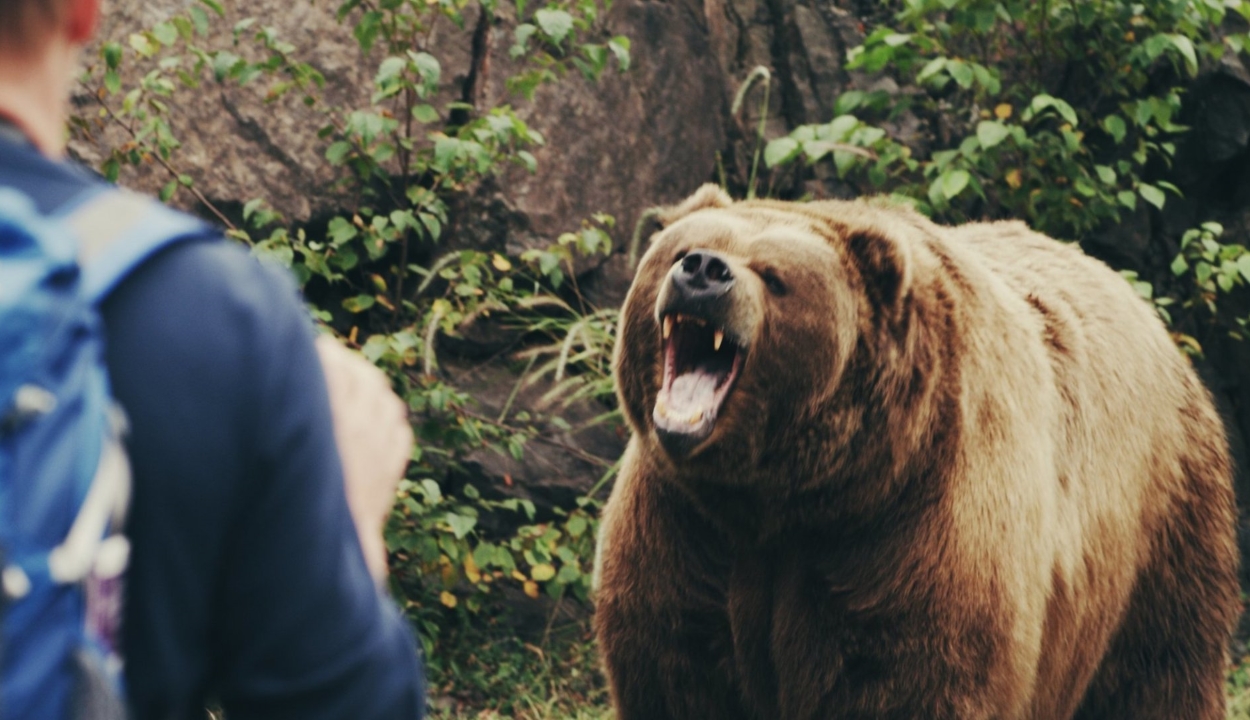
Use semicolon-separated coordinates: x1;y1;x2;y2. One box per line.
593;447;752;720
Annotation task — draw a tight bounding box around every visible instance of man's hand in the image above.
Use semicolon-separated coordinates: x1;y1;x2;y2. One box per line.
316;335;414;583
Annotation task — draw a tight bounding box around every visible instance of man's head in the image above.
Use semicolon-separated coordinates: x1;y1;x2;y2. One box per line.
0;0;66;54
0;0;99;155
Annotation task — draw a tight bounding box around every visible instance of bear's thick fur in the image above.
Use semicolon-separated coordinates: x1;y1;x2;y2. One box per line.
593;186;1240;719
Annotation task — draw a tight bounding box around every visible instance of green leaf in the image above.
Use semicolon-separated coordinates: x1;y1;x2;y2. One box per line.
1238;254;1250;283
940;169;971;200
342;294;376;313
763;137;801;168
354;11;384;53
1172;255;1189;276
212;51;240;82
327;216;359;245
1166;34;1199;76
325;141;352;166
128;33;157;58
1103;115;1127;144
1117;190;1137;210
567;515;588;537
189;5;210;35
1139;183;1166;210
1094;165;1117;185
512;24;537;57
409;52;441;86
198;0;225;16
159;180;177;202
517;150;537;173
153;22;179;47
1027;94;1078;126
608;36;631;71
102;42;123;70
445;512;477;539
916;57;947;84
534;9;574;46
412;104;439;123
1196;261;1213;285
947;60;974;88
376;56;407;85
975;120;1010;149
243;198;264;221
1218;270;1234;293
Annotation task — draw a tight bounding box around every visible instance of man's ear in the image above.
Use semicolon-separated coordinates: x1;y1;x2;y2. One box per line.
658;184;732;226
65;0;101;45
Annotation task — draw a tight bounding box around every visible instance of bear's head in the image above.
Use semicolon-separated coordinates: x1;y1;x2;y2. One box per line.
615;185;921;476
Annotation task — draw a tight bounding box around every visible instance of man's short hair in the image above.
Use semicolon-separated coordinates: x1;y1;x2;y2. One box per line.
0;0;68;54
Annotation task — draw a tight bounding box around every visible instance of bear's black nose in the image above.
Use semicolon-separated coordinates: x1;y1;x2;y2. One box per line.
673;249;734;301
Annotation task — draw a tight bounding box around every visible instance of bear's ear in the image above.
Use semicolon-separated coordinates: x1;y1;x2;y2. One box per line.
845;229;913;312
658;184;733;226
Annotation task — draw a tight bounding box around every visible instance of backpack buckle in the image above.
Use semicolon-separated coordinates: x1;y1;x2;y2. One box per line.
0;384;57;435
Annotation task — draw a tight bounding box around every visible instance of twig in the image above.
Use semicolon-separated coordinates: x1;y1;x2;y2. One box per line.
80;80;238;231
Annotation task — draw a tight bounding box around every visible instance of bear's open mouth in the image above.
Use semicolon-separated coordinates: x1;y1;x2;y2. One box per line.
653;312;745;457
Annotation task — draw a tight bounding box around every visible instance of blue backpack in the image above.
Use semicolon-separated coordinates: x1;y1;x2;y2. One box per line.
0;186;210;719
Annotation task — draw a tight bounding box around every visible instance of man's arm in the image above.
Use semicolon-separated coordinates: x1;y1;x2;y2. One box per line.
104;238;424;720
316;335;414;583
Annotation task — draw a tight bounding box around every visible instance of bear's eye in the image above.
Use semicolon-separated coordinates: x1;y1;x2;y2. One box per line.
673;249;688;264
759;268;787;296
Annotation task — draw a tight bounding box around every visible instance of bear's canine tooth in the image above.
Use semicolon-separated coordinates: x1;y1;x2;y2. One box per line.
656;399;669;417
714;330;724;351
688;410;703;424
663;316;673;339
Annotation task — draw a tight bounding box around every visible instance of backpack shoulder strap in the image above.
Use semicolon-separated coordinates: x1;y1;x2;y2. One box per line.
61;188;217;304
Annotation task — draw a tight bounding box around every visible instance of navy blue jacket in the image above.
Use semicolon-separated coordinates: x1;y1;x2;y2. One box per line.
0;129;425;719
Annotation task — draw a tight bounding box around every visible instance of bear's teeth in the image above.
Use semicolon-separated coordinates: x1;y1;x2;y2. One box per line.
663;316;673;339
713;330;724;351
688;410;703;424
656;399;669;417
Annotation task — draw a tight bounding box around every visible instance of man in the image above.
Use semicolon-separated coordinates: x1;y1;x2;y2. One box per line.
0;0;427;717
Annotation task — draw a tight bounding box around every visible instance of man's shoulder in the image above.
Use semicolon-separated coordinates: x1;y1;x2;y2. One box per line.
0;135;106;214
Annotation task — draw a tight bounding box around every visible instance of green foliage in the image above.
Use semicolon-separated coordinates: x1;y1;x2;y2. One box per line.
73;0;631;685
747;0;1250;350
1166;221;1250;348
765;0;1250;240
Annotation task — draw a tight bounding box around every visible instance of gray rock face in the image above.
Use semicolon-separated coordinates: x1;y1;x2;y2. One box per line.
76;0;727;259
76;1;374;220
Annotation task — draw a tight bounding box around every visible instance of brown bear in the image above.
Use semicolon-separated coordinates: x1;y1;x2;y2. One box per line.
593;185;1240;720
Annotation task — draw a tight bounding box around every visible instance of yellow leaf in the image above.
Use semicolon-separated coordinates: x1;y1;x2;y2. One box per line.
994;103;1012;120
464;554;481;584
523;580;540;599
531;563;556;582
492;254;513;272
511;569;527;582
440;591;458;608
1005;169;1022;189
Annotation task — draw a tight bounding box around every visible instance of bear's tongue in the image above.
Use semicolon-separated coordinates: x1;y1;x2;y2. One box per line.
664;371;722;421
